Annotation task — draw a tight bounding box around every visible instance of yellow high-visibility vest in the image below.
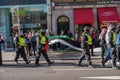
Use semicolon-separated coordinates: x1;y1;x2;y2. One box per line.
112;31;116;45
18;36;25;46
85;34;92;45
40;35;46;44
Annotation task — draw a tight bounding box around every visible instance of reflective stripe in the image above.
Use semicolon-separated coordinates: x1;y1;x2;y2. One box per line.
18;36;25;46
85;34;92;45
112;31;116;45
40;35;46;44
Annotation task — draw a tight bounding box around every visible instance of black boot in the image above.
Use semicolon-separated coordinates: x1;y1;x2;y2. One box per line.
48;61;54;66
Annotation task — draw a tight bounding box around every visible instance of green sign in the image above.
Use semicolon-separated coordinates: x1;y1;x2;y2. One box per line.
15;9;28;15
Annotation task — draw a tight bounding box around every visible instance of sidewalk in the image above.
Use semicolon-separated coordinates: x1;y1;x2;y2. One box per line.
2;47;101;61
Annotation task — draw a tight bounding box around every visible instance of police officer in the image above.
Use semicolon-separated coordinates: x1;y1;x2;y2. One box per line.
14;32;30;64
102;24;117;69
35;30;54;66
77;26;93;67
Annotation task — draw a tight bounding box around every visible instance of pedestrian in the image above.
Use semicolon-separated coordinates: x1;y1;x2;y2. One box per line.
24;33;30;58
59;30;65;50
99;27;107;62
30;32;36;56
0;35;5;66
67;30;73;39
1;33;6;51
35;30;54;66
14;32;30;64
102;24;117;69
76;26;93;67
116;26;120;65
89;28;96;56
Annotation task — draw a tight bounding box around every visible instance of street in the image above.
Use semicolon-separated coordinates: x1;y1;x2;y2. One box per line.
0;49;120;80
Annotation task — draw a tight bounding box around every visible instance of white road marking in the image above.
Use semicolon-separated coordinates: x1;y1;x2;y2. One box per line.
80;76;120;80
0;69;5;72
53;68;114;71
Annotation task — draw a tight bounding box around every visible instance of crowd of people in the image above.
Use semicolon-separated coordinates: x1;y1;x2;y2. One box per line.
76;24;120;69
0;23;120;70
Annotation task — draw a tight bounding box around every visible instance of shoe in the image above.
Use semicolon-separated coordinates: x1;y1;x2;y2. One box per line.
48;61;54;66
0;63;4;66
88;65;93;68
91;54;95;56
108;60;112;65
26;61;30;64
116;62;120;65
14;59;18;64
76;63;82;67
112;66;118;70
35;64;41;66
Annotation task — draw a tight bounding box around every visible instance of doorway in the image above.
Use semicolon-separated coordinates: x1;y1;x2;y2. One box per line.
57;16;69;35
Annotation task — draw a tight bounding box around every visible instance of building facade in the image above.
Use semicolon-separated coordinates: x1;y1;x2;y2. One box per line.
51;0;120;36
0;0;47;47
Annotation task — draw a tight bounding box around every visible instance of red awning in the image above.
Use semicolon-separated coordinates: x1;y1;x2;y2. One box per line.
119;18;120;22
74;8;94;24
97;7;119;23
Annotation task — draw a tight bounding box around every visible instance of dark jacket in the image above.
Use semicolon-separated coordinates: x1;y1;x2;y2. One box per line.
107;30;115;48
0;40;4;52
99;32;106;46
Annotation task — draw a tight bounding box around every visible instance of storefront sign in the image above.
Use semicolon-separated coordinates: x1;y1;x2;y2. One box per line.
0;0;46;6
55;0;120;6
102;11;115;17
15;9;28;15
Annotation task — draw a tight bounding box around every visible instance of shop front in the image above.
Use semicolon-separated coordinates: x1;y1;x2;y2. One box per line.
97;7;119;29
74;8;94;39
0;0;47;48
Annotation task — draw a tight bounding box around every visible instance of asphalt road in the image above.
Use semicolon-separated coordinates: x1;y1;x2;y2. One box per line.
0;50;120;80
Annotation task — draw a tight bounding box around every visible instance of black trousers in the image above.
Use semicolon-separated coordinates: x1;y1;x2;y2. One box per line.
100;43;106;61
78;47;92;66
35;46;51;64
15;46;28;63
116;44;120;62
0;52;2;65
90;45;94;56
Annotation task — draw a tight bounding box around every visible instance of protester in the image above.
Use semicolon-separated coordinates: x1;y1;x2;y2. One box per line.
89;28;96;56
14;32;30;64
0;35;5;66
77;26;93;67
116;26;120;65
35;30;54;66
102;24;117;69
99;27;107;62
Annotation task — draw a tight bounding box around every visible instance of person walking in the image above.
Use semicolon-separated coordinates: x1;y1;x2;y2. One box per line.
24;33;30;58
116;26;120;65
0;35;5;66
99;27;107;62
30;32;36;56
102;24;117;69
77;26;93;67
35;30;54;66
14;32;30;64
89;28;96;56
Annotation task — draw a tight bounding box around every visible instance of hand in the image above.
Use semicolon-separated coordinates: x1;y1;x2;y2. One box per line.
111;48;114;51
18;46;21;48
41;47;45;50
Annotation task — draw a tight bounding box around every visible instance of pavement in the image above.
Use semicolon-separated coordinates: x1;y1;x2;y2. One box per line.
2;47;102;61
